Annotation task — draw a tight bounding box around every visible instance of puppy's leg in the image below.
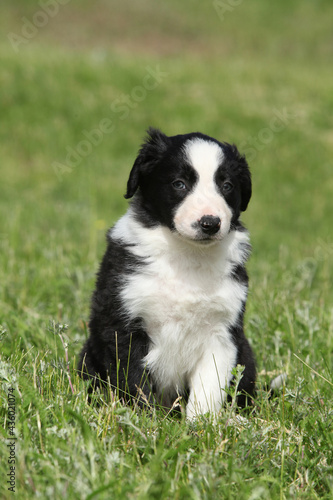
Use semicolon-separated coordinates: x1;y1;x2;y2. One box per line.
78;329;153;406
186;337;237;420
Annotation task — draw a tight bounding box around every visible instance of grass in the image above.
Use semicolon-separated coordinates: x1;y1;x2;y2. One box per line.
0;0;333;498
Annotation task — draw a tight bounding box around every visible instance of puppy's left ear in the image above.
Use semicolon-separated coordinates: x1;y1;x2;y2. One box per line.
124;127;169;199
231;146;251;212
240;158;252;212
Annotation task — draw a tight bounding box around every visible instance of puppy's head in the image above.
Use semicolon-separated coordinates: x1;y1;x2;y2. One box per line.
125;128;251;244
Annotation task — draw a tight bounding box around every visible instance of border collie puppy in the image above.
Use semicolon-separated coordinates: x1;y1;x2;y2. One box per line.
78;128;256;419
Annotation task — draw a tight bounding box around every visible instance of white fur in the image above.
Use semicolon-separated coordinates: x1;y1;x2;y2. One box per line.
173;139;231;242
112;212;249;419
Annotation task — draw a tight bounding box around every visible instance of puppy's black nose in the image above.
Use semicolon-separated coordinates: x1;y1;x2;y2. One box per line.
199;215;221;235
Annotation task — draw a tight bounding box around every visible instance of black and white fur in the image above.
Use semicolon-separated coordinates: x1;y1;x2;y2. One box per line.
78;128;256;419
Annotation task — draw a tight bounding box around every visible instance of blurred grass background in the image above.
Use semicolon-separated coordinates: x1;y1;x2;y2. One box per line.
0;1;333;498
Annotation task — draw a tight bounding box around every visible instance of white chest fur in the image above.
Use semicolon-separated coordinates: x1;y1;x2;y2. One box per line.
112;213;250;415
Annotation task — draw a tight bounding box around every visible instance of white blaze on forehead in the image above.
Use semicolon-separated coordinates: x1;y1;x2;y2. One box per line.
174;138;232;242
184;138;224;179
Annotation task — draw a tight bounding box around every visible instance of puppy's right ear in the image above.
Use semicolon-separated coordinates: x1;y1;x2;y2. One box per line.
124;127;169;199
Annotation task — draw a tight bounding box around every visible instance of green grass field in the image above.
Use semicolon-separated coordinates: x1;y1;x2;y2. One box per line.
1;1;332;498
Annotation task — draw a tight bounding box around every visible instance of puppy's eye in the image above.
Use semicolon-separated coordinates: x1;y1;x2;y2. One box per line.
222;181;233;193
172;180;187;191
